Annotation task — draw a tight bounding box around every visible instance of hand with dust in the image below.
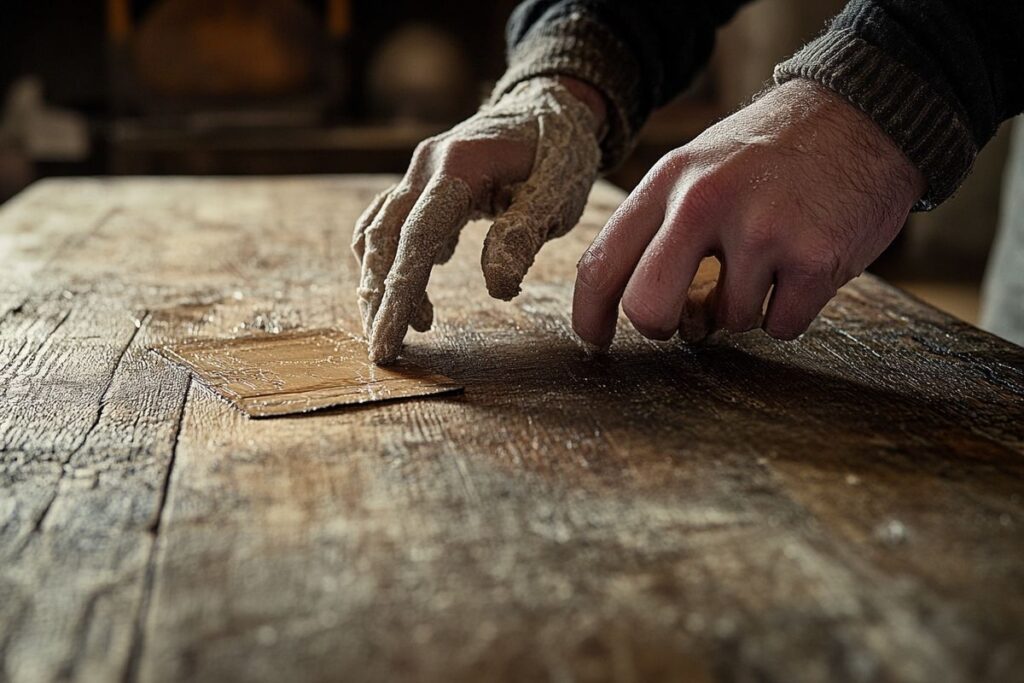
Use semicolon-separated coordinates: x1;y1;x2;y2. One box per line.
353;77;604;364
573;79;927;348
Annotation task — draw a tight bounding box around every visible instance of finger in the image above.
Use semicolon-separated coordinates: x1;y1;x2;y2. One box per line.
712;255;773;333
617;180;721;340
369;175;473;364
481;114;597;301
357;183;423;337
572;182;667;349
479;184;559;300
762;271;836;340
351;187;392;263
678;284;717;343
620;224;713;341
410;292;433;333
678;257;720;343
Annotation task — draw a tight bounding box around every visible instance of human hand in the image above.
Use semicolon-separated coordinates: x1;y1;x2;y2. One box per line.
572;79;927;349
353;77;604;364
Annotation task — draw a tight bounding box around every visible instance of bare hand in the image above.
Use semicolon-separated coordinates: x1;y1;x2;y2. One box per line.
572;79;926;348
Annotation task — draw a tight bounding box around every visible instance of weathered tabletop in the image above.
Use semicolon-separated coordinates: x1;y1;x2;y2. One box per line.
1;176;1022;683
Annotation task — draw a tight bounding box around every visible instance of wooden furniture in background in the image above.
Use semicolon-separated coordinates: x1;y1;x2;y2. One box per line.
0;177;1022;682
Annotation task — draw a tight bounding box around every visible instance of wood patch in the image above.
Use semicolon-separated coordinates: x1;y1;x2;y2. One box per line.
153;328;462;417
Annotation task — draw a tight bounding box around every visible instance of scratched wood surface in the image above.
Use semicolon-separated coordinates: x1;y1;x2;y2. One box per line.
1;176;1022;683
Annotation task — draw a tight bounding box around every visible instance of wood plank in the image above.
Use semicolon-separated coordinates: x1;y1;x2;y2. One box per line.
0;177;1021;683
0;178;335;681
128;179;1020;682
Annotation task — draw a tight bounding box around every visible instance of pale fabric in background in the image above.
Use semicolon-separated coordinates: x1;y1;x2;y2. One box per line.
981;118;1024;346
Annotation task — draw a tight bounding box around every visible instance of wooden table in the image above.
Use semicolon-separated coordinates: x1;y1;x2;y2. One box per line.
1;177;1022;683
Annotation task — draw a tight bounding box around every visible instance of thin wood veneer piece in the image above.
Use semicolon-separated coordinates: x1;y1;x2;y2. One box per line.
153;329;462;418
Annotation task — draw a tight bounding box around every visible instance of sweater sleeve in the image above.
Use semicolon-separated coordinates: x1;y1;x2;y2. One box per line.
775;0;1024;209
493;0;754;170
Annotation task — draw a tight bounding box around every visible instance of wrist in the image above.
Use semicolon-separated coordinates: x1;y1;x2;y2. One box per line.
777;79;927;205
556;76;608;137
782;79;926;201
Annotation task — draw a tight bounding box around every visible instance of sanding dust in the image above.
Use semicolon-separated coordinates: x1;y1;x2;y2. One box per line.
153;329;462;418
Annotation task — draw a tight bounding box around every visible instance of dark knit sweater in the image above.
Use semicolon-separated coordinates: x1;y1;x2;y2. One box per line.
496;1;1024;208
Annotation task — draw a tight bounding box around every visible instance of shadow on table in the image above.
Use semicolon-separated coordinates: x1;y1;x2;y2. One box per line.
392;331;1024;476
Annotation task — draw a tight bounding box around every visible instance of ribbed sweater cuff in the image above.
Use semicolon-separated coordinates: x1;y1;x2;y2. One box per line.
775;29;977;210
491;12;642;172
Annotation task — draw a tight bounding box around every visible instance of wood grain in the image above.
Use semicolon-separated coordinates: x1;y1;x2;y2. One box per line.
0;176;1022;683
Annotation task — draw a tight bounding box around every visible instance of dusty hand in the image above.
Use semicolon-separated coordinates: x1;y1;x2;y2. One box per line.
353;77;603;364
573;79;926;348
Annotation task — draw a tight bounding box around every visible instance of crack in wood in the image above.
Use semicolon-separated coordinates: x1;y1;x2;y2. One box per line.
22;311;150;541
0;306;75;418
148;376;189;536
123;375;191;683
0;339;28;378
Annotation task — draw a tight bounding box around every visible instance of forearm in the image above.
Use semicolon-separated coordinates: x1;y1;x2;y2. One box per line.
496;0;753;170
775;0;1024;209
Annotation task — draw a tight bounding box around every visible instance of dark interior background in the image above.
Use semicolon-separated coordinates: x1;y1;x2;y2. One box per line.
1;0;1015;324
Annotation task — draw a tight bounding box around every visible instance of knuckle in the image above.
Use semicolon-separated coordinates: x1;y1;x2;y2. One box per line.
410;139;438;168
784;244;842;287
575;244;612;293
734;215;777;257
436;138;481;169
652;147;692;179
668;173;726;229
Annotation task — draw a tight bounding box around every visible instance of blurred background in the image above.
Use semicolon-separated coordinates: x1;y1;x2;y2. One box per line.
1;0;1015;325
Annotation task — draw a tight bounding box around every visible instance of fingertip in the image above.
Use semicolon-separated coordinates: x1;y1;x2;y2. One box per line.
368;326;402;365
762;322;806;341
367;289;413;365
622;285;683;340
762;275;833;342
481;219;541;301
572;319;615;351
571;305;616;350
626;317;676;341
484;274;522;301
571;280;616;350
718;312;762;334
481;253;523;300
